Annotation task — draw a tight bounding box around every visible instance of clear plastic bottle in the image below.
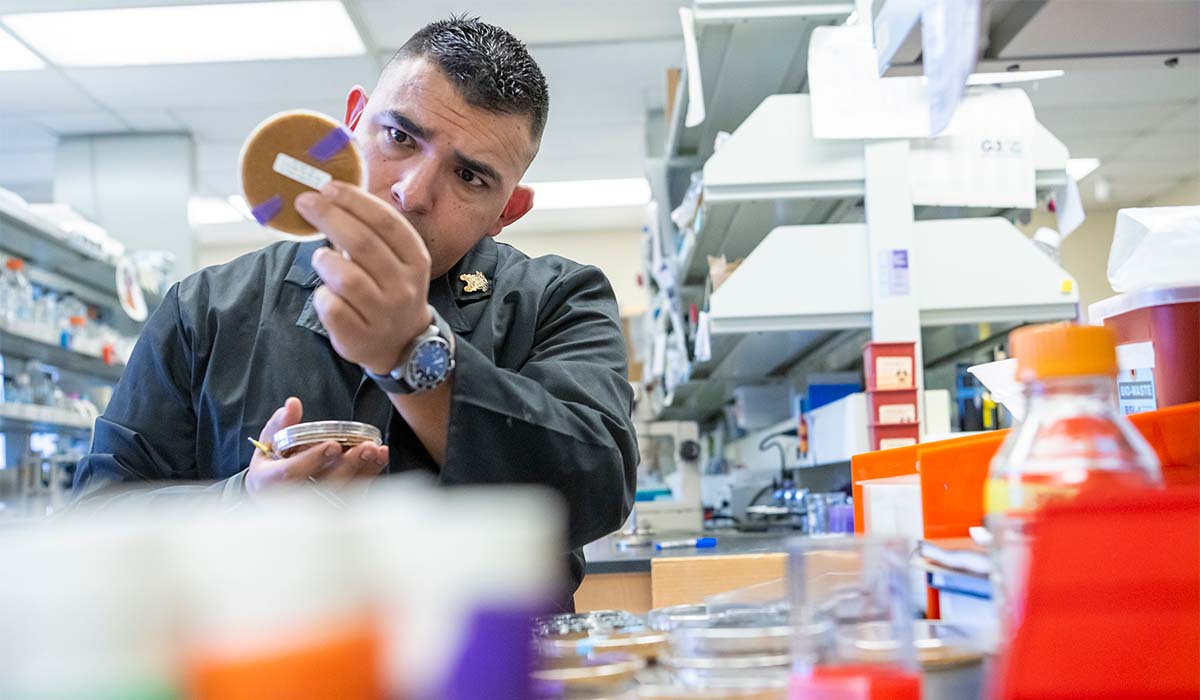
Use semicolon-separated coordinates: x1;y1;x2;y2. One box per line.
57;294;87;350
985;323;1161;640
1;257;34;329
32;289;59;342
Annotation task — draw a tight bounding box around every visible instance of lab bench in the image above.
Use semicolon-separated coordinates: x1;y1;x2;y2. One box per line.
578;530;794;614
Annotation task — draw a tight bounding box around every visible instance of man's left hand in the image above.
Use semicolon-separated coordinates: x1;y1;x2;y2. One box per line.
296;182;432;376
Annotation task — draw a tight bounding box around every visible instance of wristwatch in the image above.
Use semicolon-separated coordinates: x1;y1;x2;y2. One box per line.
366;306;456;394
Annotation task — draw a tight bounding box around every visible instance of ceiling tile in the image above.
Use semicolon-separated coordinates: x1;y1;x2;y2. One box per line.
63;56;376;111
174;101;345;142
1023;65;1200;108
357;0;685;49
1119;128;1200;163
36;110;128;134
1099;158;1200;181
1158;101;1200;133
117;109;186;131
0;118;56;151
0;69;99;113
997;0;1200;58
1056;134;1134;161
1036;100;1192;137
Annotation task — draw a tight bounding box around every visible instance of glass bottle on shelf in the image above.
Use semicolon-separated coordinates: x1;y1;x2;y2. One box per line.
32;288;59;344
1;257;35;331
57;294;87;351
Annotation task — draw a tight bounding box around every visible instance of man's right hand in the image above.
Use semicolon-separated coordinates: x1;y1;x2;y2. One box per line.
246;397;389;498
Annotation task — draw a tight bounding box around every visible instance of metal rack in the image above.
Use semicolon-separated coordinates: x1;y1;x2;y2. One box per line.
642;2;1078;424
1;197;158;474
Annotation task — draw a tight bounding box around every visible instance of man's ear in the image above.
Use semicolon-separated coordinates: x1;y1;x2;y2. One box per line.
487;185;535;238
345;85;369;130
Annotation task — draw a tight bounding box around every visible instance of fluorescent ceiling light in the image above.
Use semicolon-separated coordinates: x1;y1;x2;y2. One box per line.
0;27;43;71
1066;158;1101;182
527;178;651;210
188;196;245;226
967;70;1065;86
2;1;364;67
227;195;256;222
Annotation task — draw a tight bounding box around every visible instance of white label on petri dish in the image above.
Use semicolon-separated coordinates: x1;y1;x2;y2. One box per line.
273;153;333;190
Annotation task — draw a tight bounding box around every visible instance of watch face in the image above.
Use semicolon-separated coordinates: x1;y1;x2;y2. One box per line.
408;338;451;389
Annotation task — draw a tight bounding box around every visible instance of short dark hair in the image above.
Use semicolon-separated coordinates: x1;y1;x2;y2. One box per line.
390;15;549;143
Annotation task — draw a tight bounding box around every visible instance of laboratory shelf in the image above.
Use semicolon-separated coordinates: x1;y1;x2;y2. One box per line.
666;0;855;166
676;93;1071;285
0;198;162;331
0;329;125;383
0;403;94;435
653;218;1078;421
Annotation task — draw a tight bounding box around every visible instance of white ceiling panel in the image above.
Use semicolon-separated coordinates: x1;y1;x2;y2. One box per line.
356;0;685;49
996;0;1200;59
1022;65;1200;108
1158;101;1200;133
1122;127;1200;163
0;69;99;113
36;110;128;133
117;109;187;131
1055;134;1135;160
65;56;376;110
1100;157;1200;181
1036;100;1193;137
174;100;345;142
0;118;56;151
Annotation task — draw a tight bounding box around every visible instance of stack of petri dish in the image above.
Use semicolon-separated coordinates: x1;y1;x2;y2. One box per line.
642;606;798;699
536;611;669;662
532;654;645;700
272;421;383;458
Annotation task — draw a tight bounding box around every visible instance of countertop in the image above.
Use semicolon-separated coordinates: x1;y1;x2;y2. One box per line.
583;529;798;575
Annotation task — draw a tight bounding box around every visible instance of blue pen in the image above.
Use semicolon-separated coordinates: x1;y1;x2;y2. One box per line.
655;537;717;551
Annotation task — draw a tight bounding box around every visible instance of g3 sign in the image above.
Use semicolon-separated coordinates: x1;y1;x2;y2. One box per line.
980;139;1024;155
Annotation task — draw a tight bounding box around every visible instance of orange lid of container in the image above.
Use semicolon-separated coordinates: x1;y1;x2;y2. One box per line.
1010;323;1118;380
4;258;24;271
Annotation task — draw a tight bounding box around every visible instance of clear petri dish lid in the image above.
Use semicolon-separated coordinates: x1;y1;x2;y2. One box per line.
272;420;382;456
539;629;669;660
536;610;647;637
535;610;667;660
532;652;646;689
835;621;985;669
647;604;714;632
638;676;788;699
668;610;804;657
660;652;791;672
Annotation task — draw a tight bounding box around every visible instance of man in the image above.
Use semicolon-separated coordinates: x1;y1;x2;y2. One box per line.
74;16;639;600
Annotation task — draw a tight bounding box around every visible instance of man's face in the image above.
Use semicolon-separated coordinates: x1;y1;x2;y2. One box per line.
350;57;537;277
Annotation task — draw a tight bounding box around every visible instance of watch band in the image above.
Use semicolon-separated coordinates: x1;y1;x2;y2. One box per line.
366;306;455;394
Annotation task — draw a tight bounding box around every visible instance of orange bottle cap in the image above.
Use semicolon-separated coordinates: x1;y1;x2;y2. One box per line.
70;315;86;327
1010;323;1119;380
4;258;24;271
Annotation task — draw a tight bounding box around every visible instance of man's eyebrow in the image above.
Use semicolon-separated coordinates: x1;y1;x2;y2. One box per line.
385;110;432;141
454;150;501;185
